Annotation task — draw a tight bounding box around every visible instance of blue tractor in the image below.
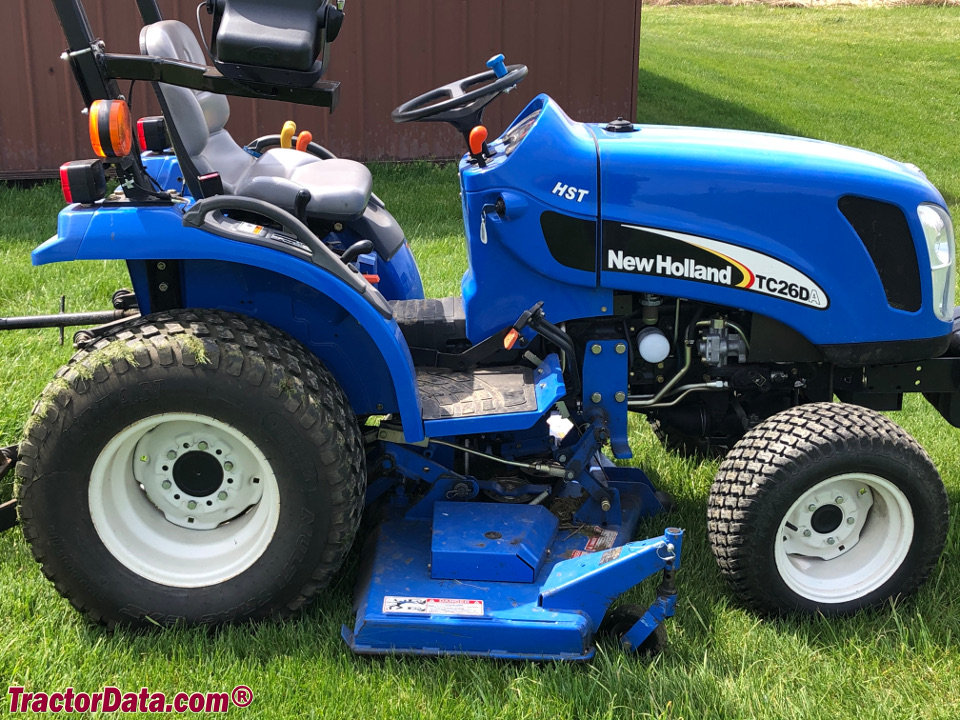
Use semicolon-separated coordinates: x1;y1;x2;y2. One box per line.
2;0;954;658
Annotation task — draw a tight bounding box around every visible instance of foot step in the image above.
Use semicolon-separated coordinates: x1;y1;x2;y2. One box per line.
417;365;537;420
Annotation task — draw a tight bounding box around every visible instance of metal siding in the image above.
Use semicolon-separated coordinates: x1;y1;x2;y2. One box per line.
2;0;641;177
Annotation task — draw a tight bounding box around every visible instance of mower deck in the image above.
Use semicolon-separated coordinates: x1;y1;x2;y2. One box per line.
342;473;681;660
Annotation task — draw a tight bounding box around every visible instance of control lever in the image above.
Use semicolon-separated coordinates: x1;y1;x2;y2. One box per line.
468;126;489;168
293;189;311;223
341;239;374;265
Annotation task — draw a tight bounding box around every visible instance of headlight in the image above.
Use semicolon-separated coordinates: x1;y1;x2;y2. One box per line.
918;203;955;321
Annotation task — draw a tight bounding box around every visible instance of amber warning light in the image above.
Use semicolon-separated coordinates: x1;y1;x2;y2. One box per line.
89;100;133;158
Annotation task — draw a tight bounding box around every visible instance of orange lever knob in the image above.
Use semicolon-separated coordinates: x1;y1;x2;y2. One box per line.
296;131;313;153
469;126;488;156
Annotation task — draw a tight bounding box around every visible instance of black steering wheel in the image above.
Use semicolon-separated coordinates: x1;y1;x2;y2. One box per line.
391;61;528;135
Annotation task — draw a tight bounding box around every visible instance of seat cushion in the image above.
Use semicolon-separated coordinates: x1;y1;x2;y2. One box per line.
235;149;373;221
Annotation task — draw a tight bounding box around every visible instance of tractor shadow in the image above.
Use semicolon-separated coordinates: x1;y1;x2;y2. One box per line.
636;69;796;136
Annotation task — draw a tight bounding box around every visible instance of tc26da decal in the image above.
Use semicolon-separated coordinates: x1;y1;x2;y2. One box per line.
603;223;829;310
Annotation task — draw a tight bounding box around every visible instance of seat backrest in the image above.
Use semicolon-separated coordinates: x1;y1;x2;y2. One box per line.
139;20;255;192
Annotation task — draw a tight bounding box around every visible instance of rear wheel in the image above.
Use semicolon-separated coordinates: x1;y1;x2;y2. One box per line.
708;402;948;615
17;309;365;628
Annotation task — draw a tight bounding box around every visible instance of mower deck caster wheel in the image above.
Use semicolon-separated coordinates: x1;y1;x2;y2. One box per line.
654;490;676;514
599;604;668;656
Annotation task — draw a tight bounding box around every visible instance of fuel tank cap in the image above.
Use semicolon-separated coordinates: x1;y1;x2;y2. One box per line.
605;117;637;133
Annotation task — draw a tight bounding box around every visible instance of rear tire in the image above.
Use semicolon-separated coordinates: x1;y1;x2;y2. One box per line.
708;402;948;615
16;309;365;628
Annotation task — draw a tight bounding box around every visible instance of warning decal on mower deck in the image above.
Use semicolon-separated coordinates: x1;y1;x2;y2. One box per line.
585;527;619;552
570;527;619;558
602;223;829;310
383;596;484;616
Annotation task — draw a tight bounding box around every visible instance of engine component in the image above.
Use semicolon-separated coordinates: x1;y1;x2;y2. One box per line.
637;326;671;364
698;319;747;367
641;294;662;325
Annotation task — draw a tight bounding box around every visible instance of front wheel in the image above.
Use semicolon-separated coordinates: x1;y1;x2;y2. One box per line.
707;402;948;615
16;310;365;628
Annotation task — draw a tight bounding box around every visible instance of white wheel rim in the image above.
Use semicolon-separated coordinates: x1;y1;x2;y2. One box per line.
89;413;280;588
775;473;914;604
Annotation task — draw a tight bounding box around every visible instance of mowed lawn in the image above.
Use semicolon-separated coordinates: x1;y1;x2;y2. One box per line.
3;6;960;719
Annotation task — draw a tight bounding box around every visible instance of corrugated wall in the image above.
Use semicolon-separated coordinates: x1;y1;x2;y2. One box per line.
0;0;642;178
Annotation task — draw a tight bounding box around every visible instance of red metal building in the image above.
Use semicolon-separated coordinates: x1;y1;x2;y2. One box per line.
1;0;642;178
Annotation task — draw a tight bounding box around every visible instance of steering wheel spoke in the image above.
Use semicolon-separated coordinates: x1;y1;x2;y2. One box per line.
391;63;529;133
443;80;466;99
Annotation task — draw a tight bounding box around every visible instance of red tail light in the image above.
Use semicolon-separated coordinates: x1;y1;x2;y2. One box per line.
59;163;73;204
59;160;107;205
136;116;168;153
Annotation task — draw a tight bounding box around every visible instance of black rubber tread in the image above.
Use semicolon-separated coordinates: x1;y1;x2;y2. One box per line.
16;309;365;628
649;418;733;460
391;297;467;351
708;402;949;616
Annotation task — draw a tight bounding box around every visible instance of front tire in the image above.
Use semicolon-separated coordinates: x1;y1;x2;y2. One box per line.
708;402;948;615
16;310;365;628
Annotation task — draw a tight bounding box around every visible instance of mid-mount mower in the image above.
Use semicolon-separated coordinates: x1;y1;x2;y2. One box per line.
1;0;956;659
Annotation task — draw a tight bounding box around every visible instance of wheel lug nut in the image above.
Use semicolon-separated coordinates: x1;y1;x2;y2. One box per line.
827;537;836;545
217;491;228;501
187;500;197;510
139;454;149;463
224;461;234;471
835;496;844;504
161;480;171;490
803;529;812;537
859;487;868;495
847;517;855;525
807;504;817;512
167;450;177;460
198;441;208;451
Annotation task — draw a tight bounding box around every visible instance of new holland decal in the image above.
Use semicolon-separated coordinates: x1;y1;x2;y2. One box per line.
603;224;829;310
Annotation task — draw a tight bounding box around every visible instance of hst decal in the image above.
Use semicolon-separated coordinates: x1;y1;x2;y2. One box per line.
603;223;829;310
551;182;591;203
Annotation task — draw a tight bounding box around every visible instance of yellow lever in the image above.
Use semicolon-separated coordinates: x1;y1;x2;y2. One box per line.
280;120;297;149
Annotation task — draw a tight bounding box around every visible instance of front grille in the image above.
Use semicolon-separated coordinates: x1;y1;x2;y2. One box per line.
839;195;922;312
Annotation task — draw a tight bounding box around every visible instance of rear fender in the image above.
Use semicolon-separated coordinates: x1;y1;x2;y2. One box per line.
34;203;427;442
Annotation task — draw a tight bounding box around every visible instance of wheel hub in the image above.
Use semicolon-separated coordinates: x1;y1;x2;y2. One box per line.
810;504;843;535
172;451;223;497
132;419;265;530
780;477;872;560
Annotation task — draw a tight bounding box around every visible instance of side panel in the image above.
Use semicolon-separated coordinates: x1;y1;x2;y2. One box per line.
34;203;427;441
459;95;612;343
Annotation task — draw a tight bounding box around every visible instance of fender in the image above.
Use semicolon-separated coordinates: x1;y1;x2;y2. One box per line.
34;203;428;442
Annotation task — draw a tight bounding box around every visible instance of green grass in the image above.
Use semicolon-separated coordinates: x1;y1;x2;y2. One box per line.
4;6;960;719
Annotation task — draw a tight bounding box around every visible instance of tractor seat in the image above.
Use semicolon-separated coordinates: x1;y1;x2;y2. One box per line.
139;20;372;221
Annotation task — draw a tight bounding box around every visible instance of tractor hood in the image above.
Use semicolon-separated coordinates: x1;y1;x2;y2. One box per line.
593;120;952;348
460;95;952;349
595;122;942;233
